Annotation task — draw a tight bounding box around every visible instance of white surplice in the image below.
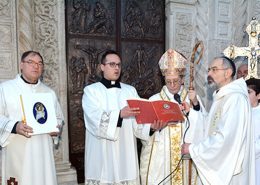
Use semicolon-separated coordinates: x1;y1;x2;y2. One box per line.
253;105;260;185
82;82;150;185
188;78;255;185
0;75;64;185
140;85;204;185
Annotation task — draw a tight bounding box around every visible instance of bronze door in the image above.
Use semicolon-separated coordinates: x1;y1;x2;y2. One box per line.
66;0;165;182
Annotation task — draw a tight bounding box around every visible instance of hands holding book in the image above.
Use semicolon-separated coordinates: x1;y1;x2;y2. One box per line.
15;121;62;138
16;121;33;138
127;99;185;124
49;124;63;136
150;120;168;131
120;106;140;118
120;105;168;131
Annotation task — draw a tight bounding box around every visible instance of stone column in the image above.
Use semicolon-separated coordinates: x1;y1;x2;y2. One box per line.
0;1;18;183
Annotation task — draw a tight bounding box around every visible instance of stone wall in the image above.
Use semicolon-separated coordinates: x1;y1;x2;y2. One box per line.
165;0;259;109
0;0;18;81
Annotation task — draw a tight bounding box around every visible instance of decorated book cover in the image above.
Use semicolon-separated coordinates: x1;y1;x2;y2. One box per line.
127;98;184;124
21;93;59;135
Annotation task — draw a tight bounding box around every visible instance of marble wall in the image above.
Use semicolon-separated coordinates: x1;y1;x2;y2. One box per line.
0;0;18;81
165;0;260;109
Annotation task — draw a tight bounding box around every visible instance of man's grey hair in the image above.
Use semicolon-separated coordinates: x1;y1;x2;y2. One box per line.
234;56;248;69
214;56;236;78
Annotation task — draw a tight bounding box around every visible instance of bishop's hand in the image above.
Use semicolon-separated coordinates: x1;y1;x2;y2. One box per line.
150;120;168;131
188;89;199;106
181;143;191;155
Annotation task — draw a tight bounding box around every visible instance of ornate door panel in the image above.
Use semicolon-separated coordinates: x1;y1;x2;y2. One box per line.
66;0;164;182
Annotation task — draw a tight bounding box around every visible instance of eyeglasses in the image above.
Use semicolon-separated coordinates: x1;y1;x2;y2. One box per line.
23;60;44;67
208;67;228;73
165;79;181;85
104;62;121;68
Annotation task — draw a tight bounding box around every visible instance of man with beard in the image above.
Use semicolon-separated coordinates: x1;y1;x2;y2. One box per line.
82;50;162;185
181;56;255;185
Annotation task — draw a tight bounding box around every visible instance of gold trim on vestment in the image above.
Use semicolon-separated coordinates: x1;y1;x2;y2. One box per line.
145;85;199;185
146;135;156;185
160;86;188;185
208;95;228;135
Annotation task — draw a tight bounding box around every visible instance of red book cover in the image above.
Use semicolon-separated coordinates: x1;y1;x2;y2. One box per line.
127;99;185;124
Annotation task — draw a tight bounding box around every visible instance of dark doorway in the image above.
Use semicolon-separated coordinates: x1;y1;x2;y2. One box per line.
65;0;165;183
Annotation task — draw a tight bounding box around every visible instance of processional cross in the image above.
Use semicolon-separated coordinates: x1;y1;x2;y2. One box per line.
223;18;260;79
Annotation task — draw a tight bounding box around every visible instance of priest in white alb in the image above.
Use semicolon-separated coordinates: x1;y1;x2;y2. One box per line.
82;50;163;185
0;51;63;185
182;56;255;185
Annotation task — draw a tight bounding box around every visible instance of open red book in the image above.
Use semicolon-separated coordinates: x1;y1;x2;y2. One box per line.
127;99;185;124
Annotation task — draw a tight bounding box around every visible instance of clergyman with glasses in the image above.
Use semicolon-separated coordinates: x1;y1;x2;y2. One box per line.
140;49;205;185
82;49;161;185
182;56;255;184
0;51;64;185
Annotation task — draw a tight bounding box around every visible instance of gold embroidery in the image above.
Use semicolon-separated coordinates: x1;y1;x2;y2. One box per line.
209;109;221;135
145;86;197;185
160;86;186;185
169;124;182;185
209;99;224;135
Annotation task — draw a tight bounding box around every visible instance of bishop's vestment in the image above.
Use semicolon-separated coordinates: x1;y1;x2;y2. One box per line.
140;85;204;185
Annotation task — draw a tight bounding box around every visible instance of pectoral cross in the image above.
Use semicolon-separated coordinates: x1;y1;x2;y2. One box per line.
7;177;18;185
223;18;260;79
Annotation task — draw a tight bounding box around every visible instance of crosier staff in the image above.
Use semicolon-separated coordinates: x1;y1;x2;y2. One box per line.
189;41;204;90
186;40;204;185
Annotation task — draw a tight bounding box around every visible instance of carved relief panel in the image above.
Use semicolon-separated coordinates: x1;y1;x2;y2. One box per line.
66;0;164;182
0;0;18;81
